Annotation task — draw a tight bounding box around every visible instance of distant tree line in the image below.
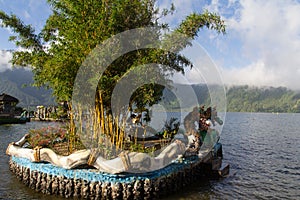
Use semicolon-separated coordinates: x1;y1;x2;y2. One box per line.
226;85;300;113
162;84;300;113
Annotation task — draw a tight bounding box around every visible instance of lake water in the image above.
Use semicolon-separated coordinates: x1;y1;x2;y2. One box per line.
0;113;299;199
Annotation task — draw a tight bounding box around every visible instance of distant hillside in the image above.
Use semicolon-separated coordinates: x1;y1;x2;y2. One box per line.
162;84;300;113
0;68;55;107
162;84;210;109
226;85;300;113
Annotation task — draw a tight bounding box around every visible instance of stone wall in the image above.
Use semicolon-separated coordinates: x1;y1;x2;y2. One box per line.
9;155;211;200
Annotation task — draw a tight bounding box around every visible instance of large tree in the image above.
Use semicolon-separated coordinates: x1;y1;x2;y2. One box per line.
0;0;225;152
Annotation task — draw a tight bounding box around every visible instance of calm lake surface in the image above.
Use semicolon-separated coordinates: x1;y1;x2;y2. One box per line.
0;112;299;199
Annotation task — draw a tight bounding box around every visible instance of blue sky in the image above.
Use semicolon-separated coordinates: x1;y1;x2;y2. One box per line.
1;0;300;90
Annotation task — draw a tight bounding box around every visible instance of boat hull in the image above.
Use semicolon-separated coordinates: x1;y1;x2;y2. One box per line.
0;117;28;125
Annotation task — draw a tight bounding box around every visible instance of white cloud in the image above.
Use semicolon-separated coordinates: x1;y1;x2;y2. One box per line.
172;0;300;90
221;61;277;87
0;50;12;72
222;0;300;90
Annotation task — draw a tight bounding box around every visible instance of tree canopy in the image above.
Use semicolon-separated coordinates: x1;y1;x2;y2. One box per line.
0;0;225;102
0;0;226;151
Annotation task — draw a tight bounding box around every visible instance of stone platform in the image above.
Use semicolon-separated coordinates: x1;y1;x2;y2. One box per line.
9;153;216;199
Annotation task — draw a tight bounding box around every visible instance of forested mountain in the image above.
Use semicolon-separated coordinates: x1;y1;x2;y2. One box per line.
226;85;300;113
163;84;300;113
0;68;55;107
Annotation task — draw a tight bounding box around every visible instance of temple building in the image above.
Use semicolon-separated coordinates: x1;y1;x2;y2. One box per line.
0;93;19;117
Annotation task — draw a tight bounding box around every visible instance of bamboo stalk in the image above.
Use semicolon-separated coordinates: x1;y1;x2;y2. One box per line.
115;115;119;151
99;92;105;134
120;129;124;150
111;114;115;147
68;103;75;153
119;115;127;150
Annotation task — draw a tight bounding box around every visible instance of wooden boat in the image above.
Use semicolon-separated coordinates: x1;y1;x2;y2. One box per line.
0;116;29;125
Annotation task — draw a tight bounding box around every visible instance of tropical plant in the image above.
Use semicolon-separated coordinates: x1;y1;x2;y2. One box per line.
0;0;225;152
156;117;180;139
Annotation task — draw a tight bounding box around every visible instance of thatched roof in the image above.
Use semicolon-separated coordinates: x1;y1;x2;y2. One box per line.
0;93;19;103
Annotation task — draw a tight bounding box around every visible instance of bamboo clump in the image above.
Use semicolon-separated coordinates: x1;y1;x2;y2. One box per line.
69;90;130;159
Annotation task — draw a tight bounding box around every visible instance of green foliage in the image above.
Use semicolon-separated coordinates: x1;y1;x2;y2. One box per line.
226;85;300;113
177;10;226;37
128;142;145;152
159;117;180;139
55;105;68;119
